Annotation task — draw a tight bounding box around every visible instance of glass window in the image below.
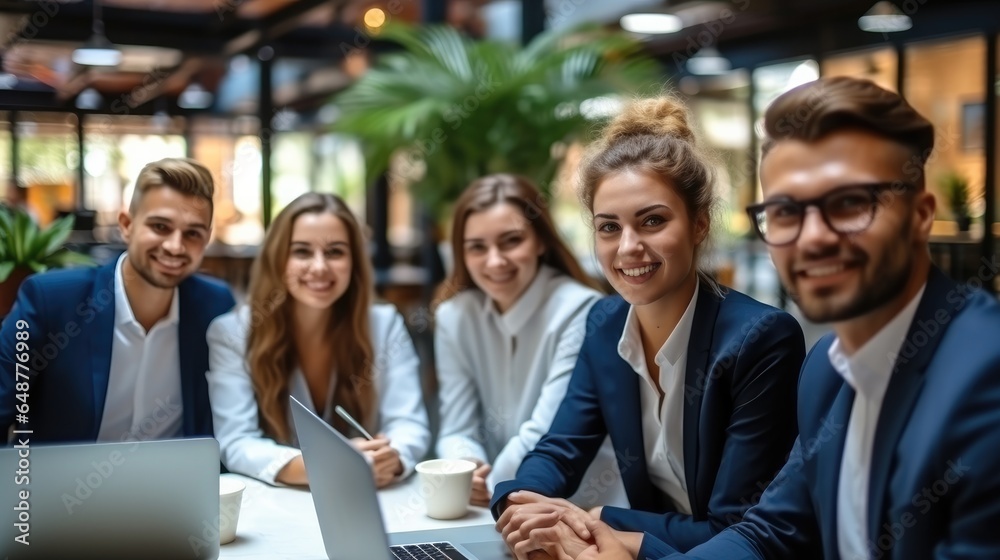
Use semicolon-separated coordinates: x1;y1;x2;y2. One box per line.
822;47;898;92
16;112;79;224
314;133;366;220
752;59;820;198
686;70;753;290
188;116;265;246
84;114;186;233
272;132;312;219
0;112;12;197
905;35;986;237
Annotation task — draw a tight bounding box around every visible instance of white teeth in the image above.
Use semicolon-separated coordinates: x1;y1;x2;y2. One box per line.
804;264;844;277
488;273;515;282
305;282;333;290
157;258;183;268
621;265;655;277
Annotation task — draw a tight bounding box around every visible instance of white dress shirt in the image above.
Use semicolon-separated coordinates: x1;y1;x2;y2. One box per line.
616;282;698;515
833;285;925;560
206;303;430;484
435;265;629;508
97;253;184;442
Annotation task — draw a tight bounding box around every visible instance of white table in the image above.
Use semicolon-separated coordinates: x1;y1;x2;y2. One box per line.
219;474;499;559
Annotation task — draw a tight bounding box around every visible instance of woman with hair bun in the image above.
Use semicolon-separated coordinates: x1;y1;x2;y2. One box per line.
492;97;806;558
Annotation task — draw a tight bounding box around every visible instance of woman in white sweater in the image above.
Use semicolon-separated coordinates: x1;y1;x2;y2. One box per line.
207;193;429;486
435;174;627;509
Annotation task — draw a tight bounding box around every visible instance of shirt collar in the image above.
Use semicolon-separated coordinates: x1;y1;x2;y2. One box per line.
658;282;699;368
618;282;700;376
114;252;180;331
483;264;557;335
828;283;926;400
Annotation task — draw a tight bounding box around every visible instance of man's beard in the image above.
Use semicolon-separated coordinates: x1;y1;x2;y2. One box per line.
789;217;914;324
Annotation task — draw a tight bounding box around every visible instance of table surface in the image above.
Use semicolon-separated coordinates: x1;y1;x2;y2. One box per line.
219;474;500;559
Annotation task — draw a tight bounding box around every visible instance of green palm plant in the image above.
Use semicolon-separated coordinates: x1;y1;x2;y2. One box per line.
0;208;94;282
330;23;662;218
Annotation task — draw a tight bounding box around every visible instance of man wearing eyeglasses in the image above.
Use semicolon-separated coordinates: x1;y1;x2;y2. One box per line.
514;77;1000;560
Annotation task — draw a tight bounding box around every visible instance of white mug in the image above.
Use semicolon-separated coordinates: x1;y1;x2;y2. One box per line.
414;459;476;520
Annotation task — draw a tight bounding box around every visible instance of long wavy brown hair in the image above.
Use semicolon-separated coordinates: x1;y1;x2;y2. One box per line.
436;173;599;303
245;193;375;444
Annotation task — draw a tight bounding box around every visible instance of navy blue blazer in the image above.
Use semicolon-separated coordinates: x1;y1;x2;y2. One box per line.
0;260;235;442
644;267;1000;560
491;284;805;552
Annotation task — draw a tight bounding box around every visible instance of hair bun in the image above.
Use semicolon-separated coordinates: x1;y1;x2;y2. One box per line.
602;97;696;145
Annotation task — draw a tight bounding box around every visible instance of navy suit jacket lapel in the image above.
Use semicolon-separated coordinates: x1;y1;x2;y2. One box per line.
866;268;956;541
818;376;854;557
89;261;117;439
177;280;197;436
681;283;720;517
605;297;660;511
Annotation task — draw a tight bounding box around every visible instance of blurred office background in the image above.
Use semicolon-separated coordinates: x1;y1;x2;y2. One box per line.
0;0;997;349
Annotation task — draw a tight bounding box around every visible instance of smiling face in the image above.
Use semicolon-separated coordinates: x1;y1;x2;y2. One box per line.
592;168;706;308
118;185;212;289
759;128;935;324
283;212;353;312
462;202;546;313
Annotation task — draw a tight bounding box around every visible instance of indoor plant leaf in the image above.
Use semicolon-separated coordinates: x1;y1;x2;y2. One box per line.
329;22;663;220
0;261;13;283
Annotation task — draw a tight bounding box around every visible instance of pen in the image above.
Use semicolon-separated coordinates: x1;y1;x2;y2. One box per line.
335;405;374;440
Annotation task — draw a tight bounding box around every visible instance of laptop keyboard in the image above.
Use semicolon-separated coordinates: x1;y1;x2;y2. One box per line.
390;542;473;560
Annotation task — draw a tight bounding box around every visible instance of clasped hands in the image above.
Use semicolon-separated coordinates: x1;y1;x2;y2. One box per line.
495;491;633;560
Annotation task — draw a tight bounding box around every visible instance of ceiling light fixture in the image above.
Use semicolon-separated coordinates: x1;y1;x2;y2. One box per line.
620;13;683;35
0;54;17;89
363;7;387;30
858;1;912;33
687;48;731;75
76;87;103;110
178;82;214;110
72;0;122;66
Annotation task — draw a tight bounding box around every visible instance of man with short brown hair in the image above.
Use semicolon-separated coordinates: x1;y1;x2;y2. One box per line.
0;157;235;443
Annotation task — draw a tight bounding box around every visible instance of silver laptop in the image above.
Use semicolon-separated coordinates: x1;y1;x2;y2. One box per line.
0;438;221;560
290;396;505;560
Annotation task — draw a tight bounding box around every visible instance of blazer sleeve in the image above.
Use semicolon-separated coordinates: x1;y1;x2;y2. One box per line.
601;311;805;552
206;314;301;485
490;332;609;519
0;278;45;433
487;301;593;490
652;435;823;559
931;352;1000;559
433;303;489;464
375;309;431;479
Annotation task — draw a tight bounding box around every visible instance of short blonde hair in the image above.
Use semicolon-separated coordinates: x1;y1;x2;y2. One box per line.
129;157;215;214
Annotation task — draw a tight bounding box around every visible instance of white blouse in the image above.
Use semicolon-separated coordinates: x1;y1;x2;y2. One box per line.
616;282;699;515
206;303;430;484
435;265;628;508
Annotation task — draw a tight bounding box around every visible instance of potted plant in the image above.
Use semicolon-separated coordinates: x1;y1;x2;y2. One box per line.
940;171;972;233
0;208;94;316
330;23;661;220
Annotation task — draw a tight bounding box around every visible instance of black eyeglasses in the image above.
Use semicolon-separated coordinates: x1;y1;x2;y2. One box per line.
746;182;915;246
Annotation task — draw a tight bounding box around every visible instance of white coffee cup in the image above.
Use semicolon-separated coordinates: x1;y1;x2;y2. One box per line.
219;476;246;545
414;459;476;520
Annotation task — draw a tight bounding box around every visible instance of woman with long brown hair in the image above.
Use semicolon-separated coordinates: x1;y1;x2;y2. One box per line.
207;193;429;486
434;174;627;509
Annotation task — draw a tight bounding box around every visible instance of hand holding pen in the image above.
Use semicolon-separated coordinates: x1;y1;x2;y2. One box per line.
336;405;403;487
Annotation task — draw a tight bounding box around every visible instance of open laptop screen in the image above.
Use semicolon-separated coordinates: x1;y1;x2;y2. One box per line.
0;438;220;560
